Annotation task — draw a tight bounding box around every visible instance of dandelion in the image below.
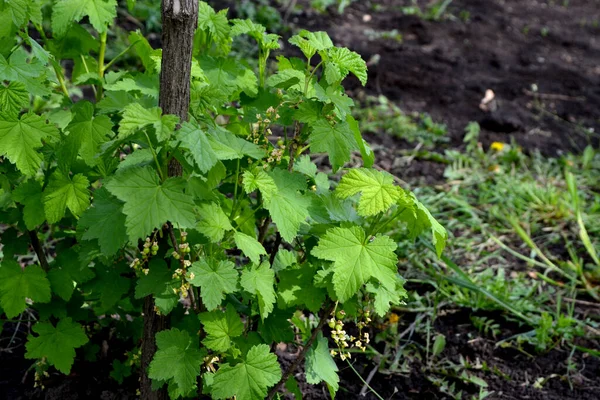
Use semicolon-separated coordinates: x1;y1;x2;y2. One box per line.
490;141;505;152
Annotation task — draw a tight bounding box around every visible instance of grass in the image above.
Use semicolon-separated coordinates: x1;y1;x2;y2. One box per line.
349;96;600;398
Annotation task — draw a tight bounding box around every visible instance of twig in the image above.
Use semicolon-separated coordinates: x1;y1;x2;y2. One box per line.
266;303;336;399
359;361;380;396
258;217;272;244
269;232;282;266
524;89;585;102
28;230;49;272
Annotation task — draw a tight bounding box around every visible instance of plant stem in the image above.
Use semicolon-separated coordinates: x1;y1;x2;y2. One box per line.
266;302;336;399
28;230;49;272
304;61;323;96
80;55;97;97
102;40;141;72
230;158;241;219
144;132;165;182
97;30;107;101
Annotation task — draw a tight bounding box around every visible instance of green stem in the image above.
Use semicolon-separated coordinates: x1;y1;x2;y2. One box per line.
34;24;70;99
97;30;107;102
80;55;97;97
345;361;385;400
102;40;141;72
304;60;323;96
144;132;165;182
230;158;241;219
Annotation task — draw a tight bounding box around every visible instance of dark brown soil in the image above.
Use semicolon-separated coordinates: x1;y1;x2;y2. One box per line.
297;0;600;155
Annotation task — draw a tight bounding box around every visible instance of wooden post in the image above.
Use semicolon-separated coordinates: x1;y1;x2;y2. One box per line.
140;1;198;399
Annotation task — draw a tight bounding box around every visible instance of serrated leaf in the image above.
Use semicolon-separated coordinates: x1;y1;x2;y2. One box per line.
0;81;28;116
188;258;238;311
366;277;407;317
43;171;89;223
0;261;51;318
197;2;230;53
309;119;358;172
0;48;49;96
200;56;257;97
242;168;277;202
105;166;196;241
346;114;374;168
85;265;130;313
128;31;161;74
312;226;398;302
288;30;333;59
207;126;265;160
264;168;311;242
52;0;117;37
294;155;317;178
0;112;59;176
12;179;45;230
305;334;339;397
336;168;404;216
149;328;205;398
104;76;159;98
25;318;88;374
234;232;267;264
68;101;112;163
197;202;233;242
176;121;219;173
324;47;367;85
258;309;294;343
119;103;178;141
212;344;281;400
277;265;326;313
78;187;128;256
240;261;276;320
199;304;244;352
399;193;448;257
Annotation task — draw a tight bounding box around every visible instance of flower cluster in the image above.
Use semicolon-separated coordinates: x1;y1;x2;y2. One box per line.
328;309;372;361
130;237;158;276
171;231;192;298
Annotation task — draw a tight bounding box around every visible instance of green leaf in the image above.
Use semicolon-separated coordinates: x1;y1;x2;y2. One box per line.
212;344;281;400
199;303;244;352
324;47;367;86
104;76;159;98
63;101;113;166
312;226;398;302
12;179;45;230
188;258;238;311
110;359;132;384
309;119;358;172
336;168;404;217
399;193;448;257
0;261;51;318
135;259;179;314
149;328;205;398
242;168;277;203
240;261;276;320
52;0;117;37
128;31;161;74
119;103;178;141
277;265;326;313
0;81;28;116
86;265;130;313
234;232;267;264
197;203;233;242
305;334;339;396
200;56;257;97
294;155;317;178
0;112;59;176
176;121;219;173
25;318;88;374
258;309;294;343
0;48;49;96
78;187;128;256
208;126;265;160
197;2;230;51
105;166;196;241
288;30;333;59
264;168;311;243
346;114;374;168
43;171;90;224
366;277;407;317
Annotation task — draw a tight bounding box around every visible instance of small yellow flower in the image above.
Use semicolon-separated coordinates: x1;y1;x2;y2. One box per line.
388;313;400;324
490;141;505;152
